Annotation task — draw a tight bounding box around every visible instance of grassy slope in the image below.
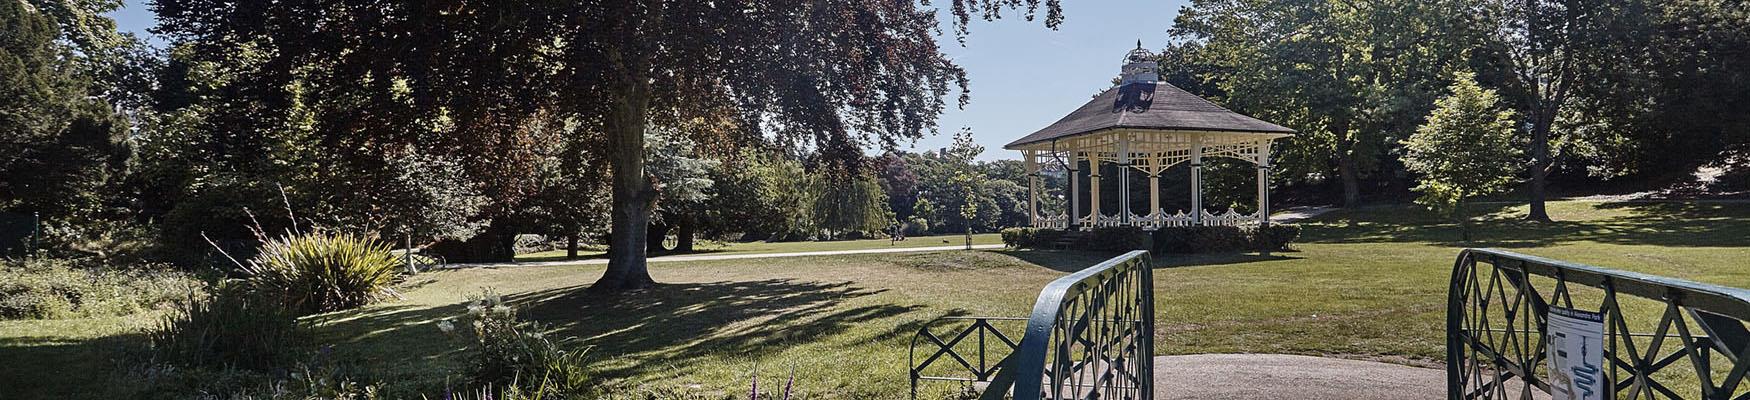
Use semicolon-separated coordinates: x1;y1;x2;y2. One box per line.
3;200;1746;398
514;233;1004;262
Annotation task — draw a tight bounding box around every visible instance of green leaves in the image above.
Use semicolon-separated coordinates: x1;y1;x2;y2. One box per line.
243;231;401;315
1402;72;1522;219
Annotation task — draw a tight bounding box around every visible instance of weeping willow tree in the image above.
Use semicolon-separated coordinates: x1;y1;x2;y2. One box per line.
813;173;892;240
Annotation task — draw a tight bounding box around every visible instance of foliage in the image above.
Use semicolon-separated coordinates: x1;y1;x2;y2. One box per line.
1169;0;1485;207
1184;227;1253;253
439;290;593;398
812;173;892;240
149;285;303;371
1077;227;1150;252
0;0;131;223
1402;72;1523;224
1000;227;1041;248
241;231;402;315
1151;226;1292;254
0;257;200;319
1253;224;1302;252
750;153;821;242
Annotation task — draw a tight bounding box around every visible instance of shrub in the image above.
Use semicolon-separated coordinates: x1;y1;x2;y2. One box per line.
1000;227;1037;247
149;285;302;370
903;218;930;237
1253;224;1302;251
242;232;401;315
440;290;592;397
1151;227;1195;253
0;258;200;319
1188;226;1251;252
1078;227;1149;251
1152;224;1302;253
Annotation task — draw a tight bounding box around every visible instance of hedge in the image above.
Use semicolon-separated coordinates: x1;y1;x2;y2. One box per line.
1006;224;1301;253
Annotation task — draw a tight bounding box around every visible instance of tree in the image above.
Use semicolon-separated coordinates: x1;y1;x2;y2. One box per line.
1170;0;1483;207
574;0;1065;292
644;127;718;253
0;0;131;223
1478;0;1593;221
1402;73;1522;240
813;173;891;240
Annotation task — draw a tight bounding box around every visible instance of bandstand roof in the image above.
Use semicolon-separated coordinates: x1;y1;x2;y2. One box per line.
1003;81;1295;150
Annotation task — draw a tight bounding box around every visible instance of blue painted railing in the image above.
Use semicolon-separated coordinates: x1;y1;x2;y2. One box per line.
911;250;1156;400
1448;248;1750;399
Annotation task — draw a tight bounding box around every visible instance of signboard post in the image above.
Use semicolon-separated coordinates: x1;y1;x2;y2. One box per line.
1547;307;1606;400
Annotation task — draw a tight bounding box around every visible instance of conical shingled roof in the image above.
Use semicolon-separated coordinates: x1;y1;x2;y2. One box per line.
1003;81;1294;150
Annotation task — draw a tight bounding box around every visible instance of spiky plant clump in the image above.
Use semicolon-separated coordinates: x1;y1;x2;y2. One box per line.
244;231;401;315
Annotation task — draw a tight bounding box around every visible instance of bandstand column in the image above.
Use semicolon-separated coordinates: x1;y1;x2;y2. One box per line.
1190;137;1204;224
1070;151;1082;229
1257;142;1272;228
1088;152;1102;228
1148;171;1161;216
1118;135;1131;225
1024;150;1039;226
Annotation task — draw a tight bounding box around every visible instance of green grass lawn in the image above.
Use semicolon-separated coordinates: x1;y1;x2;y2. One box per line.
4;200;1747;399
513;233;1003;262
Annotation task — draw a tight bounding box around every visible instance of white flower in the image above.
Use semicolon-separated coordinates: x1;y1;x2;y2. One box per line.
492;305;512;315
436;319;456;333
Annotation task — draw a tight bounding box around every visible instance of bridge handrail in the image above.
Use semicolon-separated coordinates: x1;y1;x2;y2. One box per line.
1447;248;1750;399
990;249;1155;400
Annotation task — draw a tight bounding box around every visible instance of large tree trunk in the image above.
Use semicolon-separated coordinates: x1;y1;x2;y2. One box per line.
589;71;657;292
1333;119;1362;208
674;213;696;253
1526;114;1554;222
646;219;670;253
565;228;579;260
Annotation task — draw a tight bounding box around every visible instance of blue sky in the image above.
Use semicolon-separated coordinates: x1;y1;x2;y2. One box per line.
106;0;1191;160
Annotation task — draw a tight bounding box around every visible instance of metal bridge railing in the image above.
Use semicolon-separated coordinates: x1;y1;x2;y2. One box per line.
909;250;1156;400
1448;248;1750;399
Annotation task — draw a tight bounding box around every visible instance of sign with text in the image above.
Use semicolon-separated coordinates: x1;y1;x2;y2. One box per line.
1546;307;1606;400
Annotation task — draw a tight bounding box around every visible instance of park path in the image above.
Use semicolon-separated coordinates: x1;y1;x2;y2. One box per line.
1155;354;1545;399
1270;205;1335;223
443;243;1004;269
1156;354;1444;399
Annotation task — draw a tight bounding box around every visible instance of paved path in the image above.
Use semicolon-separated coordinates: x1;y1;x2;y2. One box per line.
1156;354;1450;400
1270;206;1336;223
444;244;1004;269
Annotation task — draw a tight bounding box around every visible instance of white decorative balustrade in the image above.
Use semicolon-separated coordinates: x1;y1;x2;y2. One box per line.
1036;208;1263;230
1032;214;1069;230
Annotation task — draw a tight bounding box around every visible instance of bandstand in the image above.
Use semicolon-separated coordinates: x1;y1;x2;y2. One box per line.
1007;44;1294;231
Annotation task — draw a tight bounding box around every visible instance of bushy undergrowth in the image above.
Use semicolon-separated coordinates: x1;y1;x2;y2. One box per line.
440;290;593;398
1007;224;1301;253
241;232;401;315
149;285;303;371
0;257;201;319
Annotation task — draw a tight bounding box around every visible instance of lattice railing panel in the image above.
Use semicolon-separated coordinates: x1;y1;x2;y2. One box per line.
1448;249;1750;400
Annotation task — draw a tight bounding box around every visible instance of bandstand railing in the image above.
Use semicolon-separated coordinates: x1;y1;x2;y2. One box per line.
1041;209;1261;230
1448;248;1750;399
909;251;1156;400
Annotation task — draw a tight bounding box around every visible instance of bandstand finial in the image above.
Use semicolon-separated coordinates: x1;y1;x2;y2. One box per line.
1120;42;1159;84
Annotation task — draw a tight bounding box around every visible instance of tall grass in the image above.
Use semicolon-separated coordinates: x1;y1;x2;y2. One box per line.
243;232;401;315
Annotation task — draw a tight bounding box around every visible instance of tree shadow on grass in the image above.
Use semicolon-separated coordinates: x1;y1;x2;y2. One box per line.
991;250;1120;273
1151;252;1302;268
505;279;914;380
1297;202;1750;248
0;333;148;399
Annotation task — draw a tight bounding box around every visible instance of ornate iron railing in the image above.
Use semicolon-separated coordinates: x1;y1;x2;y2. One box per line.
907;250;1156;400
909;317;1027;398
1447;248;1750;399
